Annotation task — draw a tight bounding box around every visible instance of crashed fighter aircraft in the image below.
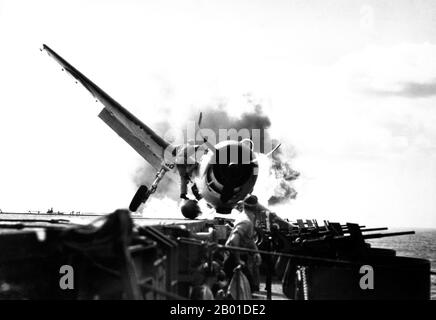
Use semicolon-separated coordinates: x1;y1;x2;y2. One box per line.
42;45;279;219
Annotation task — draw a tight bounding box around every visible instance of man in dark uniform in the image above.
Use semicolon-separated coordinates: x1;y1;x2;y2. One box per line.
174;142;202;200
243;195;294;231
225;195;262;292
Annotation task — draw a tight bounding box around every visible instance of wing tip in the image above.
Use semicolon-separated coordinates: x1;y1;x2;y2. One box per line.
41;44;56;57
41;44;49;54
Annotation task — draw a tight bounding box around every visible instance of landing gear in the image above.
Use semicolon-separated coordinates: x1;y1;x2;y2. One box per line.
129;185;150;212
181;199;202;220
128;166;169;212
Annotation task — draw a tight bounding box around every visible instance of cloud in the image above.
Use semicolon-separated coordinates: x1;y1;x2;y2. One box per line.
336;43;436;97
365;79;436;98
321;43;436;156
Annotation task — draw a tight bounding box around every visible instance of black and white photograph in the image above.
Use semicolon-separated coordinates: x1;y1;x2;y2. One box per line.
0;0;435;305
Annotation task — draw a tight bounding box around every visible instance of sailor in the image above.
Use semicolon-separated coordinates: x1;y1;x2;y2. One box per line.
190;262;216;300
243;195;294;232
224;195;262;292
174;141;202;200
241;195;297;281
190;261;227;300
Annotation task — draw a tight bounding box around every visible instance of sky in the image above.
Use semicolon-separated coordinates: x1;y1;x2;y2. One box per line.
0;0;435;228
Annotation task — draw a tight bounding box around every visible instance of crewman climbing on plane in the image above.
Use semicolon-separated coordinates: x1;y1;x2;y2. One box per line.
174;141;203;200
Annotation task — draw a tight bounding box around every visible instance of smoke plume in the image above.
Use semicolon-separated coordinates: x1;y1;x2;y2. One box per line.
267;147;300;206
195;102;272;153
132;97;299;209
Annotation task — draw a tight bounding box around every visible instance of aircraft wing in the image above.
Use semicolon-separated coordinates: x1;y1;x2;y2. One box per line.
42;44;172;171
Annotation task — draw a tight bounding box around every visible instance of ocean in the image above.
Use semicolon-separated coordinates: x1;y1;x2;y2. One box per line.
367;228;436;300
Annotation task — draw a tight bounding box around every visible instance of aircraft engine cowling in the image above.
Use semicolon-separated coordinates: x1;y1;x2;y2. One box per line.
195;140;258;214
